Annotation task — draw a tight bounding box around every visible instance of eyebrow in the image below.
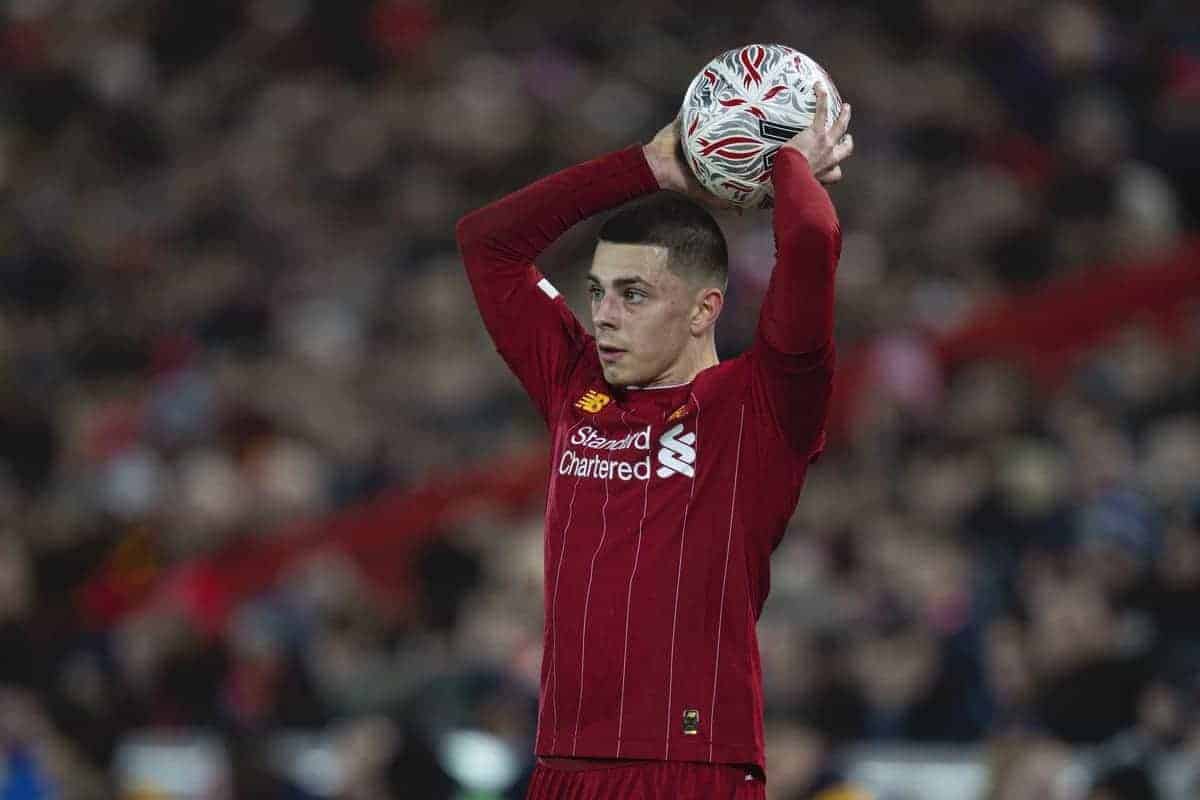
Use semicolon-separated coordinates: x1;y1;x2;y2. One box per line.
586;273;653;289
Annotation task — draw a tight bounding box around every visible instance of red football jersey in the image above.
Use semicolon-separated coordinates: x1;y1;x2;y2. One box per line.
456;144;839;772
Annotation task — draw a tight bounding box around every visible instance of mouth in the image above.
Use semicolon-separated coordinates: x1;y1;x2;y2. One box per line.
597;344;626;364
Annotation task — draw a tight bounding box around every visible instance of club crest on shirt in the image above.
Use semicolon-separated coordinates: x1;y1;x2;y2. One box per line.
666;403;690;423
656;423;697;478
575;389;612;414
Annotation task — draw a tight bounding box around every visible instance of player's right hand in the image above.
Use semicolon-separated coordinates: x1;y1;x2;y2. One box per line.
782;86;853;185
643;116;738;211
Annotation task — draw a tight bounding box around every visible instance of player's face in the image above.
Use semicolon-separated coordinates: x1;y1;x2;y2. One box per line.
588;241;697;388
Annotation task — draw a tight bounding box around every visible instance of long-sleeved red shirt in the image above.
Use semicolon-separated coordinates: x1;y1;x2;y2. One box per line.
456;144;839;772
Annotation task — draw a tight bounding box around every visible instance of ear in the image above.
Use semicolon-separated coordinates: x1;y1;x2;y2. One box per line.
690;286;724;336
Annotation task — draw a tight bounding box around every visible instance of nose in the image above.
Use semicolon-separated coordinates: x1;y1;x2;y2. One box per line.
593;293;620;331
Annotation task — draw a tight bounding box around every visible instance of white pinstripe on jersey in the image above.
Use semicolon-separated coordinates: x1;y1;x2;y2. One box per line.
615;409;650;756
571;421;614;754
544;413;589;752
663;391;700;760
708;404;746;760
535;394;577;744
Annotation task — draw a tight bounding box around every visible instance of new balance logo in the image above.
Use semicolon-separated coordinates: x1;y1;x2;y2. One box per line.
575;389;611;414
656;423;696;479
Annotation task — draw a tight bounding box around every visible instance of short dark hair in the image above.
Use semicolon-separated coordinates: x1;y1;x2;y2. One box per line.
598;193;728;290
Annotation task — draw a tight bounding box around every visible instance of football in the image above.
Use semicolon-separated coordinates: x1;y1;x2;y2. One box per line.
680;44;843;209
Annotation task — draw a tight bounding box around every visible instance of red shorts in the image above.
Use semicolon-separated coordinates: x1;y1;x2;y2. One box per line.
525;759;765;800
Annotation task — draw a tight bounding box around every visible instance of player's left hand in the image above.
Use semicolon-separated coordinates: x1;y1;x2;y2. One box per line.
782;86;853;185
643;116;739;212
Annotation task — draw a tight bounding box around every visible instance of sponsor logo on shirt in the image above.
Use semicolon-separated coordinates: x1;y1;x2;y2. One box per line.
656;423;697;478
571;426;650;451
559;425;652;481
555;423;698;482
575;389;611;414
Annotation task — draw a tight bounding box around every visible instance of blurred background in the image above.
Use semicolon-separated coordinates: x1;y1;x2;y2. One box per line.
1;0;1198;798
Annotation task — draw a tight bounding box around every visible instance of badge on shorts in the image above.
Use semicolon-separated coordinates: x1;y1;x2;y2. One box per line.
682;708;700;735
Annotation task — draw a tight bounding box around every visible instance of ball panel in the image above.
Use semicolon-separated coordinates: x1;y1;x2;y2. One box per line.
679;44;842;208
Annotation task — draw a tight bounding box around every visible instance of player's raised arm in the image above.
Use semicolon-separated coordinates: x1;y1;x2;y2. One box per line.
752;87;854;455
455;146;661;424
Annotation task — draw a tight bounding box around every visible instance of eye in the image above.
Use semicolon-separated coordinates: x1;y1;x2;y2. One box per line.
624;289;646;303
588;285;603;301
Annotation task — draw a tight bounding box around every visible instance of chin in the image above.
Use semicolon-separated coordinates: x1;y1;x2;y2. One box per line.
601;365;634;388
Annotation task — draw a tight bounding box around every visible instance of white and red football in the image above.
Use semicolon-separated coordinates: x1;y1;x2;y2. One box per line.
680;44;843;209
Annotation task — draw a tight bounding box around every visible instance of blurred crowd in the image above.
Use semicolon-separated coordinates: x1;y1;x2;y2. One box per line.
1;0;1198;797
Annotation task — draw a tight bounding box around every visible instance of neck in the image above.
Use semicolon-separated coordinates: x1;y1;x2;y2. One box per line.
644;338;719;388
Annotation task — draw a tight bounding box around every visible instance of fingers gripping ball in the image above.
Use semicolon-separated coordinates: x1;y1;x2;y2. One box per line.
680;44;843;208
